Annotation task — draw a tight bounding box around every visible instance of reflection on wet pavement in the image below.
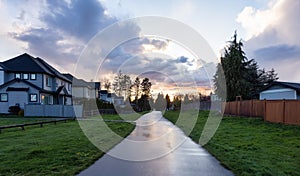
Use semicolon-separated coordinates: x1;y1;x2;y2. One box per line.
78;111;233;176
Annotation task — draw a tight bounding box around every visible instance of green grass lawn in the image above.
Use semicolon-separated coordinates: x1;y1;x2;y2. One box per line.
0;115;135;176
164;110;300;176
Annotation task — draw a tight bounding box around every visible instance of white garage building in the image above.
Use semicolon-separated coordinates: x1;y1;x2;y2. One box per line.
259;81;300;100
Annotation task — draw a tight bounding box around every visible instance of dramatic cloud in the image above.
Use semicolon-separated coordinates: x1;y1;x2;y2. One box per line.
5;0;215;94
254;44;300;61
41;0;116;42
237;0;300;82
10;0;117;69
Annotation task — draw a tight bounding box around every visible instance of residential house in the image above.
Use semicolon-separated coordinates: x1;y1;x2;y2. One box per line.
259;81;300;100
63;74;100;103
99;90;124;105
0;53;72;114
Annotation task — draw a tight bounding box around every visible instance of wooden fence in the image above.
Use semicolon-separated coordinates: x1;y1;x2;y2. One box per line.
0;118;75;133
223;100;300;125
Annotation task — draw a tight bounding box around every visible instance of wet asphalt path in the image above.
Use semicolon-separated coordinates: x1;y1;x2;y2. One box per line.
78;111;233;176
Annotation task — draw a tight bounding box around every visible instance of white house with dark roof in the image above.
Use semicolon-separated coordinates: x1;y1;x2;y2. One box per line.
259;81;300;100
0;53;72;114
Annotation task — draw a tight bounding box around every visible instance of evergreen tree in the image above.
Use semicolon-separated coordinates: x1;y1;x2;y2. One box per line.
141;78;152;97
130;77;141;103
165;94;171;110
214;32;278;101
154;93;166;111
172;95;181;109
137;78;152;111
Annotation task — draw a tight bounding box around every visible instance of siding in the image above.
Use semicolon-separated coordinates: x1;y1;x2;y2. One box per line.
43;74;53;91
0;101;9;114
4;72;43;88
0;70;3;85
8;91;27;108
73;87;90;98
260;88;296;100
31;74;43;88
0;81;40;113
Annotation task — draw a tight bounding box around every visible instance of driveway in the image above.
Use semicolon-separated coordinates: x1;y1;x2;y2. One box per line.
78;111;233;176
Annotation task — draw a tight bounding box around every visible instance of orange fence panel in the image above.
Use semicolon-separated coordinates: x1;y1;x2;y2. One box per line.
265;100;284;123
284;101;300;125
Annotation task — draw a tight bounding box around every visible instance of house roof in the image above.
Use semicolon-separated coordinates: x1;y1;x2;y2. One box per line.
56;86;70;96
1;53;71;83
99;90;108;94
62;73;73;81
73;79;91;87
94;82;100;90
62;73;100;89
88;82;100;90
261;81;300;92
6;87;29;92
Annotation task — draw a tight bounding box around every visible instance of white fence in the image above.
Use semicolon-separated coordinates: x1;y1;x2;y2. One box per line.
24;104;83;117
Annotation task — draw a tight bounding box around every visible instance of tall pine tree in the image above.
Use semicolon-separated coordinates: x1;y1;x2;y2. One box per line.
214;32;278;101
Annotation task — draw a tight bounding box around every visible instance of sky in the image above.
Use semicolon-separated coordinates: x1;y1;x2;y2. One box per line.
0;0;299;97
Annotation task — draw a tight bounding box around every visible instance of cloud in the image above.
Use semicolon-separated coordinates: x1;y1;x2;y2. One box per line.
10;0;117;67
141;38;169;50
254;44;300;61
7;1;214;92
41;0;116;42
237;0;300;82
236;1;278;40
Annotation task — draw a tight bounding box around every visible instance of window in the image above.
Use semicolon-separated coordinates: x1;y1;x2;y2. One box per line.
30;74;36;80
68;83;71;91
0;93;8;102
15;73;21;79
41;95;52;105
46;76;51;87
29;94;37;102
23;73;29;80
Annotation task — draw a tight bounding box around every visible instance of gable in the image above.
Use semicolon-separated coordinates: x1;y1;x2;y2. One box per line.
1;53;71;83
0;79;41;92
56;86;70;95
2;53;47;73
261;81;300;93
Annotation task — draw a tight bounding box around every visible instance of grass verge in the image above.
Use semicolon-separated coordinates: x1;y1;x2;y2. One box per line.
164;110;300;176
0;115;135;176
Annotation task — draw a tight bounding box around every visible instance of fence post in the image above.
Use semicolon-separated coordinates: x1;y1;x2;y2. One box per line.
251;99;253;117
264;99;267;121
238;100;241;116
283;99;286;123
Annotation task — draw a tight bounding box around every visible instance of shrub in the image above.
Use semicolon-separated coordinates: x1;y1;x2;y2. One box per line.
8;106;21;115
18;110;24;117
